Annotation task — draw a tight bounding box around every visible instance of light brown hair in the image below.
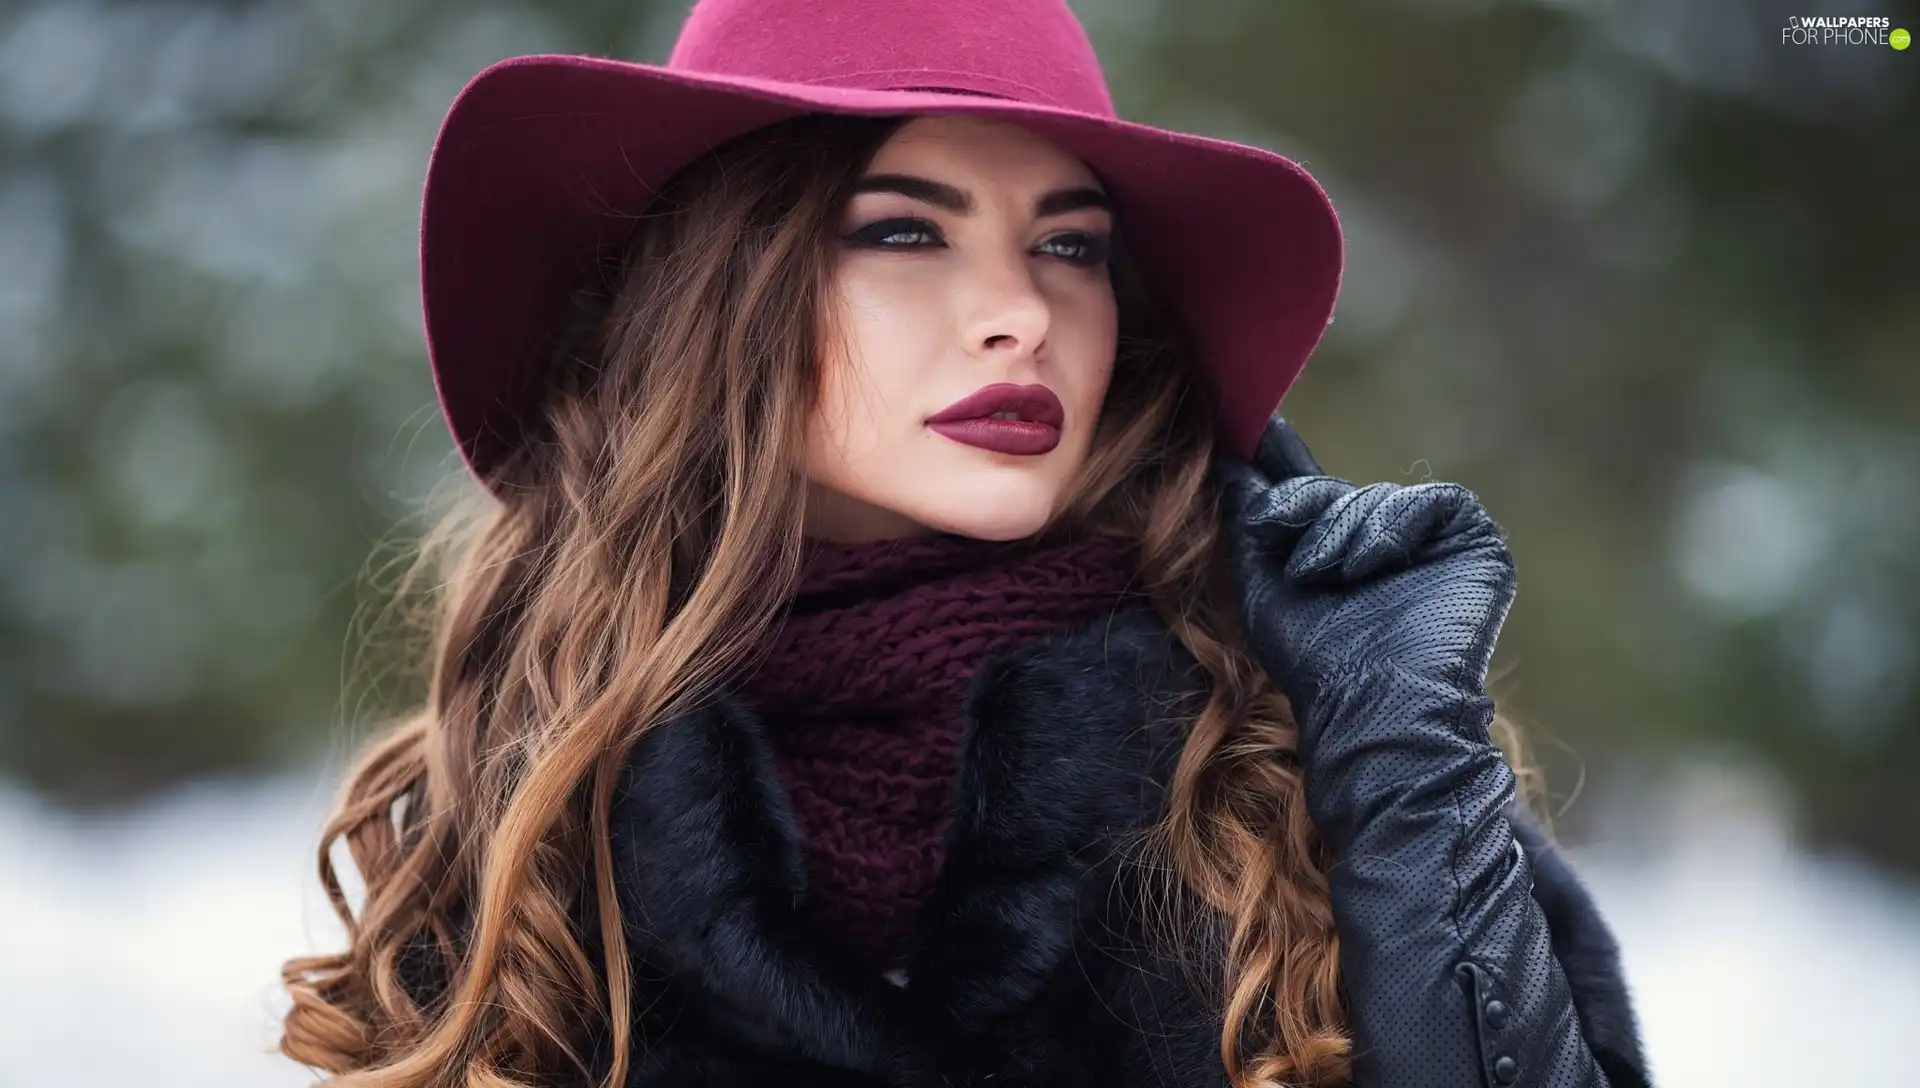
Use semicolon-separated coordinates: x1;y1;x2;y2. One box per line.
281;112;1539;1087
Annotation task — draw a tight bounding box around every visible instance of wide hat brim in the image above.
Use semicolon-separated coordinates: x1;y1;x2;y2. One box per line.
421;54;1344;487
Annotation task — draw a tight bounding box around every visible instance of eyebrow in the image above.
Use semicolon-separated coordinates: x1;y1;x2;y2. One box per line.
851;173;1113;218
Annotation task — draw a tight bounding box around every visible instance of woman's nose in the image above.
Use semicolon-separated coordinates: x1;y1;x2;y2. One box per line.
963;256;1052;360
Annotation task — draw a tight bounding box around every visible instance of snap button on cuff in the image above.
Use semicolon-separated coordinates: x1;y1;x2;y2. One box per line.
1493;1055;1519;1084
1484;998;1509;1028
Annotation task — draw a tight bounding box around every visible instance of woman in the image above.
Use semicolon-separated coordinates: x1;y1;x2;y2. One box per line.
281;0;1653;1085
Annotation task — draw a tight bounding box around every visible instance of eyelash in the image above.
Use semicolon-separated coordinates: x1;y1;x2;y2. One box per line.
843;217;1112;268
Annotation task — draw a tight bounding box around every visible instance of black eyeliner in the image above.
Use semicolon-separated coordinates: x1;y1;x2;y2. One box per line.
841;218;1111;267
842;217;943;247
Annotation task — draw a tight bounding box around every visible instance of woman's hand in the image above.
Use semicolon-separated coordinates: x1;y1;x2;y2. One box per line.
1211;416;1648;1088
1214;414;1518;776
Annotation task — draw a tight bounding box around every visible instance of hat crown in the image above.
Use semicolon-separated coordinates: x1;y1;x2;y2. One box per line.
666;0;1116;116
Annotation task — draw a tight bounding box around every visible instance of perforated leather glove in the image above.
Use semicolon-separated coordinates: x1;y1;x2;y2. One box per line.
1216;416;1653;1088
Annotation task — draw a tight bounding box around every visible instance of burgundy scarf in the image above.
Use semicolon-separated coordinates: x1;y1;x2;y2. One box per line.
735;529;1143;970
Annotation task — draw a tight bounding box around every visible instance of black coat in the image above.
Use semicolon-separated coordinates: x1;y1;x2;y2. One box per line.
599;597;1652;1087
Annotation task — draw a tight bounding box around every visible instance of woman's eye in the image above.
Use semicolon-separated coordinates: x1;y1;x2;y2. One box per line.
1038;232;1112;268
846;218;944;248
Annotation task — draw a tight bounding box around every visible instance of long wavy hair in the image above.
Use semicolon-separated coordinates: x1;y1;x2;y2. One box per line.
281;112;1542;1088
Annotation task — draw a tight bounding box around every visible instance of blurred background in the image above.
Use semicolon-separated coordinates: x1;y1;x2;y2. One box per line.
0;0;1914;1083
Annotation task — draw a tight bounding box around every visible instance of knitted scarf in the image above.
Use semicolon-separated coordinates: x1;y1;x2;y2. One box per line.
734;529;1144;970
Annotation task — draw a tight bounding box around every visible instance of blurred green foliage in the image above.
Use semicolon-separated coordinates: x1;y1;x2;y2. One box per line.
0;0;1913;869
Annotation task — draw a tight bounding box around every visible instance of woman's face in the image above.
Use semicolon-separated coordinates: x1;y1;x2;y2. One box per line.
804;114;1119;542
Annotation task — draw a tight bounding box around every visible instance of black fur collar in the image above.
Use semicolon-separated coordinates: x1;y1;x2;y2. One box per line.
606;596;1208;1079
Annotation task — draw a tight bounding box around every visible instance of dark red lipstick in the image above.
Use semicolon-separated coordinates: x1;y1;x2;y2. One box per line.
925;382;1065;456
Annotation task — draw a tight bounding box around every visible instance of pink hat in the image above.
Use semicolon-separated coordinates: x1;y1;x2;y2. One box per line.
421;0;1344;488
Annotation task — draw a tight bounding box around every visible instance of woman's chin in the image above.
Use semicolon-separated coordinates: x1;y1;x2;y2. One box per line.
906;475;1070;542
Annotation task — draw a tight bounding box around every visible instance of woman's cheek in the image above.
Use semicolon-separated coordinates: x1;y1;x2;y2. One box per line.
817;283;927;468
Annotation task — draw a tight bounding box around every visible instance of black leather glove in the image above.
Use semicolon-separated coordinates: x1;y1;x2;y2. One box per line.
1216;415;1652;1088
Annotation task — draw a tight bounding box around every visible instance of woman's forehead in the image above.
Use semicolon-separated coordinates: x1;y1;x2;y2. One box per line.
866;115;1100;190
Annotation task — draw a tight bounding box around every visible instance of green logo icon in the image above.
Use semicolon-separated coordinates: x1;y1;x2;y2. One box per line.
1894;28;1911;49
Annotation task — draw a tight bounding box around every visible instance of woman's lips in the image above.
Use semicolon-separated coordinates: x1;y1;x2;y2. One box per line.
926;417;1062;455
925;382;1065;457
